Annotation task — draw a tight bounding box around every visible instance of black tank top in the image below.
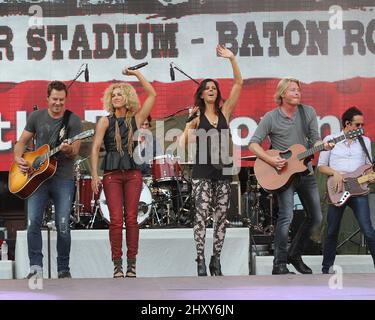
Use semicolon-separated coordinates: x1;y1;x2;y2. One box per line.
192;110;231;180
102;116;139;171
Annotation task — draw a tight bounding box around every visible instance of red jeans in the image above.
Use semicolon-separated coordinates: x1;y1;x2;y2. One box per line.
103;169;142;260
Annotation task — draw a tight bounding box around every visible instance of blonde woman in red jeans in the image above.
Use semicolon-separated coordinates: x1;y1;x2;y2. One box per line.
91;68;156;278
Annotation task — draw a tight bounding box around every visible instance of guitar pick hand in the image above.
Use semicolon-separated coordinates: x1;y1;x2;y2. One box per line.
15;156;29;173
270;156;286;171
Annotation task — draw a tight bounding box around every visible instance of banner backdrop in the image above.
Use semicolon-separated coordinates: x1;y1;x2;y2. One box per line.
0;0;375;171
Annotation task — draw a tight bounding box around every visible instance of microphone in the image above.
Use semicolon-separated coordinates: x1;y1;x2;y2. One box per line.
170;63;175;81
127;62;148;71
186;112;199;123
84;64;89;82
33;105;39;111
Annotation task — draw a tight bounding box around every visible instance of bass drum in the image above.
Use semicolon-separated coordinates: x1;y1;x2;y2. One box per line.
99;182;153;226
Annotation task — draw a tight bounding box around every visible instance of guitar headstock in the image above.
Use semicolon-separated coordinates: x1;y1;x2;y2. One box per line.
345;128;364;140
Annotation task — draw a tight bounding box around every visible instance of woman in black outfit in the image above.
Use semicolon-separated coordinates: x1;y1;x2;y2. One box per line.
179;45;243;276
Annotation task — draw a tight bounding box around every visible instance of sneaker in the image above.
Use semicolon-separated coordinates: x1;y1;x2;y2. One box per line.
25;266;43;279
26;270;42;279
58;271;72;279
322;266;335;274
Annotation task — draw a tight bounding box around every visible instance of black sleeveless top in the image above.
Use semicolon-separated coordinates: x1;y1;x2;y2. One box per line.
102;116;139;171
192;110;232;180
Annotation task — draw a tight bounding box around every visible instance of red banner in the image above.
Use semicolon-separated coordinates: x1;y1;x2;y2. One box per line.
0;77;374;171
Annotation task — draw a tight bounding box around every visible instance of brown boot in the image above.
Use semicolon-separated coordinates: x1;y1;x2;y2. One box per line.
126;258;136;278
113;258;124;278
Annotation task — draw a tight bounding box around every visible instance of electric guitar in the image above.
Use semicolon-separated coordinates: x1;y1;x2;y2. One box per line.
8;129;94;199
327;164;375;207
254;128;364;192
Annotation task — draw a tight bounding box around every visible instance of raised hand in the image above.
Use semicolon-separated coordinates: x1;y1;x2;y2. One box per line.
216;44;234;59
122;68;139;76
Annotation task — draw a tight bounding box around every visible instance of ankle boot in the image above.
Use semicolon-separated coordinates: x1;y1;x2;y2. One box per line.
126;258;136;278
209;255;223;276
113;258;124;278
195;257;207;276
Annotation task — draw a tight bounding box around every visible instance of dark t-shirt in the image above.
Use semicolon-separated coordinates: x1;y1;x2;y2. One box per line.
192;110;232;180
25;109;83;179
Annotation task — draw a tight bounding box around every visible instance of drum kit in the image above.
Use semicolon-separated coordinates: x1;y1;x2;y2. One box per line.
67;154;194;230
240;156;277;236
42;143;277;234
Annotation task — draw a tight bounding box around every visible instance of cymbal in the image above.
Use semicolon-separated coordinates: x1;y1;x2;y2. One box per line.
241;155;257;161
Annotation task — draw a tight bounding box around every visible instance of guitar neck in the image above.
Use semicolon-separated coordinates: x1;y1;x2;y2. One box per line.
297;134;348;161
48;137;75;158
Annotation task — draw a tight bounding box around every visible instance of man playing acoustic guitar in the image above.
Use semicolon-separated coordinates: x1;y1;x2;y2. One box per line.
249;78;333;275
318;106;375;274
13;81;83;279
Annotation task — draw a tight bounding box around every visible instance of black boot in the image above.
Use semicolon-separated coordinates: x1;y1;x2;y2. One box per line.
272;263;295;275
195;257;207;276
288;255;312;274
209;255;223;276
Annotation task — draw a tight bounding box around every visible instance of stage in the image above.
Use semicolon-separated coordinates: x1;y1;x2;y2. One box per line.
15;228;249;279
1;227;374;301
1;273;375;300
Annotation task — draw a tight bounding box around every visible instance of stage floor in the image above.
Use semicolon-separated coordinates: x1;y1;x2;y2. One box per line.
1;273;375;300
15;228;249;279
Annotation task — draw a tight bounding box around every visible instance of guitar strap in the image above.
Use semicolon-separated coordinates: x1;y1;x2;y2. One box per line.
297;104;313;149
297;104;315;177
48;110;72;148
357;136;374;167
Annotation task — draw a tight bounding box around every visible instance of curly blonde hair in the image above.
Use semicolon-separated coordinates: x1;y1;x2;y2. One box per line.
102;83;140;156
274;78;301;106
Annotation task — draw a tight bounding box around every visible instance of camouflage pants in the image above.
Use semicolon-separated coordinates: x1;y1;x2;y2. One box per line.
191;179;231;260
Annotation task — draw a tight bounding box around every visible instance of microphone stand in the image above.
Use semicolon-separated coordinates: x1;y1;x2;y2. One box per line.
67;64;86;89
163;63;200;119
171;63;200;85
162;106;191;120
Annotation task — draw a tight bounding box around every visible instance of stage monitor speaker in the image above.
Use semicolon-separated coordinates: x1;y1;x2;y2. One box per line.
228;181;241;219
369;192;375;229
290;210;321;255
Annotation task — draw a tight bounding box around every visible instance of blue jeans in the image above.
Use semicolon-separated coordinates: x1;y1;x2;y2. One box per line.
27;176;75;273
274;174;323;265
322;195;375;273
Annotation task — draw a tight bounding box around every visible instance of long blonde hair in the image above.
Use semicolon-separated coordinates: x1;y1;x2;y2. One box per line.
274;78;301;106
103;83;140;155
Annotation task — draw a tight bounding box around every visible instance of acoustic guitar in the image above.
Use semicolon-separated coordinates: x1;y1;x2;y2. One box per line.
327;164;375;207
8;129;94;199
254;128;364;192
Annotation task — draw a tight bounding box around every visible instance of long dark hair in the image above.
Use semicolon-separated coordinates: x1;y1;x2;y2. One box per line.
194;78;222;115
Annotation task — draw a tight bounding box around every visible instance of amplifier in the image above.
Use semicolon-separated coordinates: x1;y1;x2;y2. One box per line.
228;181;241;218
